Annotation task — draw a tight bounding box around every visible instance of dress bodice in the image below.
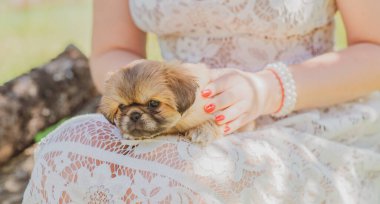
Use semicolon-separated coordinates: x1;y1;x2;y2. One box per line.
129;0;337;72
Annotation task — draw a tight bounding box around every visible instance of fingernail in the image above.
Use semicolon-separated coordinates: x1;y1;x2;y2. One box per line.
201;89;212;98
224;125;230;133
215;115;225;122
204;104;215;113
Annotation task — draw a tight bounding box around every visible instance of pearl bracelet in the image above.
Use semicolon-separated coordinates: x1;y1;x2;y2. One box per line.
265;62;297;117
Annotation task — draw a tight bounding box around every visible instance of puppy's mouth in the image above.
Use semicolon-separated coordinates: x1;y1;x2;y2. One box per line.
115;110;177;140
129;124;155;134
123;122;165;139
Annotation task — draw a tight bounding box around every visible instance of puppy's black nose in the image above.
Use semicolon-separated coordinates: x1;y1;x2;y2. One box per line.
130;112;142;122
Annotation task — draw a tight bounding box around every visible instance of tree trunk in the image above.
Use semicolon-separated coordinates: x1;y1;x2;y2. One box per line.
0;45;100;165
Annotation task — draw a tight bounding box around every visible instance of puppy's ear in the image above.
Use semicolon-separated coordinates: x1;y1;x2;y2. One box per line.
98;96;119;125
165;65;198;114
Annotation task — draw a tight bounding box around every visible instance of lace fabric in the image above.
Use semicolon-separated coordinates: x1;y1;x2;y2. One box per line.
130;0;336;71
23;93;380;203
23;0;380;203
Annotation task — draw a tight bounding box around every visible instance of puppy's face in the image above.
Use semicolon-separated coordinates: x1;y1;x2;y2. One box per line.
99;60;198;139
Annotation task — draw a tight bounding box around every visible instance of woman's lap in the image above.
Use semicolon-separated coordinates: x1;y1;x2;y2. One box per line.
23;93;380;203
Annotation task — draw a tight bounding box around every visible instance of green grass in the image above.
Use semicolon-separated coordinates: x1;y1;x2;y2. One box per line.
34;118;67;142
0;2;346;141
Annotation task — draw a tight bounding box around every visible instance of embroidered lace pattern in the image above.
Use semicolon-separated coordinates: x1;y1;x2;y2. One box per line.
130;0;337;71
24;93;380;203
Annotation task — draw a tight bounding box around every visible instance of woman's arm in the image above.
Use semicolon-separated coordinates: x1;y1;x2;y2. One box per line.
90;0;146;93
289;45;380;110
284;0;380;110
203;0;380;133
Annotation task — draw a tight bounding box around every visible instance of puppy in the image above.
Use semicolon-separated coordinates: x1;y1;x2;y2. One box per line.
98;60;222;145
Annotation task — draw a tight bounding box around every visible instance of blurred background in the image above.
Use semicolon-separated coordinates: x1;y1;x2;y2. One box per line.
0;0;162;85
0;0;347;203
0;0;92;84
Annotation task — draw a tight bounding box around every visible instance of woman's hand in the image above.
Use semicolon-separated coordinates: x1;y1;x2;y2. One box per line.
201;68;281;134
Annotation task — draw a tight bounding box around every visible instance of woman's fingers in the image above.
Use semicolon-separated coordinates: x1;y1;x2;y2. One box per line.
213;100;250;125
201;70;240;98
201;79;229;98
203;87;242;114
221;113;252;135
201;68;258;133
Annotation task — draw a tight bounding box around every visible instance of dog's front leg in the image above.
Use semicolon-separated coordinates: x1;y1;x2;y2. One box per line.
185;120;223;146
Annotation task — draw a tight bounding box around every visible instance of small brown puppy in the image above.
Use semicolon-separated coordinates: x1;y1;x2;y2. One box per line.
99;60;222;145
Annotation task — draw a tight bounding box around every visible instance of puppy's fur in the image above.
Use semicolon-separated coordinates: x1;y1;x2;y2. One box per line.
99;60;222;145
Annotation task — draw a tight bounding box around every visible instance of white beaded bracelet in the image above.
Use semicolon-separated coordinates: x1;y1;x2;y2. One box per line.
264;62;297;117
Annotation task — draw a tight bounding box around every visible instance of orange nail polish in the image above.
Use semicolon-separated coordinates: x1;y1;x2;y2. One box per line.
215;115;225;122
204;104;215;113
201;89;212;98
224;125;230;133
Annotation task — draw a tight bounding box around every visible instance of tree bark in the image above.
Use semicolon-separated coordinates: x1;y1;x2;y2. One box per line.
0;45;100;165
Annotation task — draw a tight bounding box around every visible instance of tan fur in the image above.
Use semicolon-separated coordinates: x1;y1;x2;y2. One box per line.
99;60;253;145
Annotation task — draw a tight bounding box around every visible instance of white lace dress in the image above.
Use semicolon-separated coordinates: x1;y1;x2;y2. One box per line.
23;0;380;203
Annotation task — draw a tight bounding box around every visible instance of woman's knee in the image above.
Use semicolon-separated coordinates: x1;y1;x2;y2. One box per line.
39;114;120;147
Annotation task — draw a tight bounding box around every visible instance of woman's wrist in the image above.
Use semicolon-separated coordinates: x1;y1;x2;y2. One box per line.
264;62;298;117
248;70;283;116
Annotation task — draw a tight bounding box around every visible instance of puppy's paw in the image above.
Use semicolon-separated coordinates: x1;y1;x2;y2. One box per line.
185;120;222;146
188;128;215;146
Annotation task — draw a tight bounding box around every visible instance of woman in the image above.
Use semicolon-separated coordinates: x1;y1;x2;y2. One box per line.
24;0;380;203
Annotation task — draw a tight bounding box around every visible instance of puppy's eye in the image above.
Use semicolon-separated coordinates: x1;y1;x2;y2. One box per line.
118;104;127;110
147;100;160;109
